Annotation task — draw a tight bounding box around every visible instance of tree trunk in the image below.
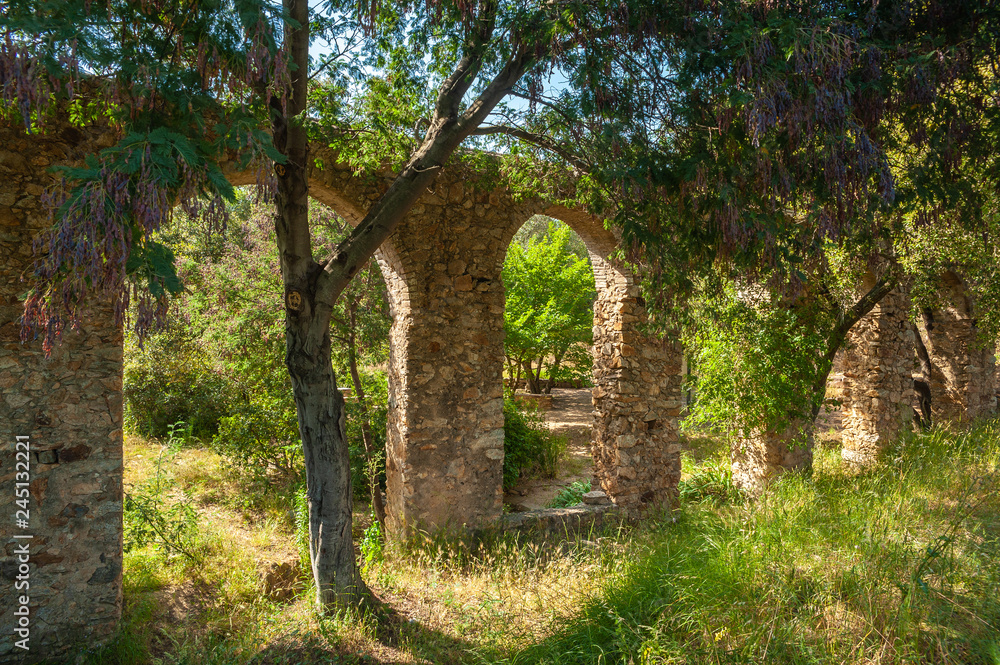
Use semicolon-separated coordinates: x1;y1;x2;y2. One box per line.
522;359;542;394
286;329;366;606
271;0;366;609
912;317;933;429
544;349;566;395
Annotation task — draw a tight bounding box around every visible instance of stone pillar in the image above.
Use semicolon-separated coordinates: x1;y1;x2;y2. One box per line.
732;424;813;491
1;125;124;663
921;273;996;422
841;286;915;466
382;176;509;534
589;256;682;514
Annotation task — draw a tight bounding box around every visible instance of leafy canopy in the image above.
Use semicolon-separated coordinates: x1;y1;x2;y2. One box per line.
503;219;595;391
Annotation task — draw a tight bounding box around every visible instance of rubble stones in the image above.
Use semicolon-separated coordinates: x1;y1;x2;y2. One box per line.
841;286;915;467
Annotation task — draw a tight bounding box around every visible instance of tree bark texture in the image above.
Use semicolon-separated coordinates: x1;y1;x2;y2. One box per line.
271;0;366;609
286;329;366;606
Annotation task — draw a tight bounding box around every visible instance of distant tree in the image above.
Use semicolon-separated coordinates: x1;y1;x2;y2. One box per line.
503;221;595;394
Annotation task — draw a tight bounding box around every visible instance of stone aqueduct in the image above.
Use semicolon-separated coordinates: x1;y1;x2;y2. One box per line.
0;123;995;660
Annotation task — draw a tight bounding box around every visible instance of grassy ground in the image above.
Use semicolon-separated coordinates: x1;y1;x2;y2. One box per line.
86;422;1000;664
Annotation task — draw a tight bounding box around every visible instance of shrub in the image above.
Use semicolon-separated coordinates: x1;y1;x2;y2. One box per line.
502;396;564;490
123;327;229;440
293;484;310;571
212;391;302;483
548;479;592;508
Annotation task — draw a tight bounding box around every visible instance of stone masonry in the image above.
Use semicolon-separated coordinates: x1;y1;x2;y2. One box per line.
919;272;996;422
588;254;682;512
271;159;684;528
3;124;682;658
841;286;915;466
1;123;124;664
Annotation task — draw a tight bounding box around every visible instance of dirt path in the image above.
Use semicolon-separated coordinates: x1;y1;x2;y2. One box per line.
505;388;595;511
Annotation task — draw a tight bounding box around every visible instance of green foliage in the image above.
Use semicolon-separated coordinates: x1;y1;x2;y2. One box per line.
5;0;286;345
123;440;200;561
293;484;310;572
124;199;392;498
123;328;229;440
682;281;832;440
899;211;1000;340
503;219;596;393
677;455;744;506
214;394;302;483
547;480;591;509
502;396;564;490
360;515;384;574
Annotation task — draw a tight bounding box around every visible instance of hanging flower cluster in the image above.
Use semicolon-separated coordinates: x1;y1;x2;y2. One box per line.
2;0;290;351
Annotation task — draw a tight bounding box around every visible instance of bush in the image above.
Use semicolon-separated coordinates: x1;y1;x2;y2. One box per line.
123;327;229;440
212;391;301;483
548;479;591;508
502;396;564;490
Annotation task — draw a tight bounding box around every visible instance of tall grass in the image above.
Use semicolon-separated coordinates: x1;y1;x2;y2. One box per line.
102;422;1000;664
501;421;1000;665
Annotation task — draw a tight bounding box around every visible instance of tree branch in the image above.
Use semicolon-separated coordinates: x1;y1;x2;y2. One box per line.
470;124;591;172
311;15;546;314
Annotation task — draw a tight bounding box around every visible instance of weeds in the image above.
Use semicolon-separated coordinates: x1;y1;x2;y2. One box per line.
547;479;591;508
123;432;200;561
109;419;1000;664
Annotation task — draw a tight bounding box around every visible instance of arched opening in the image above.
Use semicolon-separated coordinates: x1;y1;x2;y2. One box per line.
119;177;409;529
498;214;598;508
497;205;683;515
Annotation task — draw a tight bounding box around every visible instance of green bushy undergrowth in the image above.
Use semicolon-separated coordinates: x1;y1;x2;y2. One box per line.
547;479;591;508
503;420;1000;665
124;202;390;502
123;328;229;440
502;396;565;490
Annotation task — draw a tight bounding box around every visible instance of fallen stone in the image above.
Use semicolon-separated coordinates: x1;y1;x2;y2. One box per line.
582;490;611;505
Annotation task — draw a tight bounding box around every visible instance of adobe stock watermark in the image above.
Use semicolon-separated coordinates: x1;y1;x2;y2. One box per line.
11;434;32;652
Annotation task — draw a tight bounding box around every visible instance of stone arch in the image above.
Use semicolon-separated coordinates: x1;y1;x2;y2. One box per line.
496;205;682;514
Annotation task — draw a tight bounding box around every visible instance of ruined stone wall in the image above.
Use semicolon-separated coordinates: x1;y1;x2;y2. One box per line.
505;206;682;516
300;157;684;529
841;286;915;466
1;123;124;663
0;134;685;661
921;273;996;422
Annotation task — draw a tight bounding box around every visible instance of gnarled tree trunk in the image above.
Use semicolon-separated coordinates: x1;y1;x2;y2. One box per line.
272;0;366;609
286;328;366;605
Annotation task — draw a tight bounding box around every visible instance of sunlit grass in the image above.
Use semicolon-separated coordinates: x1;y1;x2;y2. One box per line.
93;423;1000;664
502;420;1000;665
